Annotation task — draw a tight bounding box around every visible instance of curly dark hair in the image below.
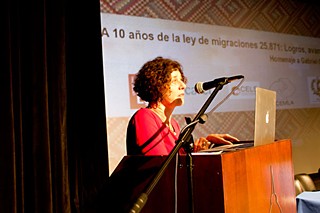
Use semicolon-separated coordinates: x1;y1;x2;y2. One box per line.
133;57;187;104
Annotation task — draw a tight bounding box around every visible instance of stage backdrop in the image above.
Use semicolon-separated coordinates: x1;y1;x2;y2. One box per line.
101;13;320;174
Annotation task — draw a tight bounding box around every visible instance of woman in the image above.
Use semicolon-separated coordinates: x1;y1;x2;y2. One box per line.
126;57;239;155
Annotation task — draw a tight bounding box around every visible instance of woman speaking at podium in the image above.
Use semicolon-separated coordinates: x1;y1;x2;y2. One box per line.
126;57;239;155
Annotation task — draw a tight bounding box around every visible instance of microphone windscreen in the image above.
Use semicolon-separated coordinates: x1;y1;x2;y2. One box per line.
194;82;204;94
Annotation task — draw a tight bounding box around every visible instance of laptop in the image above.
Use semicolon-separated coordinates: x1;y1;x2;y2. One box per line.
254;87;276;146
199;87;276;153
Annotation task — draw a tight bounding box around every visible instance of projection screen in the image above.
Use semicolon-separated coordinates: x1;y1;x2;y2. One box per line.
101;13;320;173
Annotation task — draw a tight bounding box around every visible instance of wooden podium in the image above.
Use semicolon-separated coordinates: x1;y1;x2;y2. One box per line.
105;139;296;213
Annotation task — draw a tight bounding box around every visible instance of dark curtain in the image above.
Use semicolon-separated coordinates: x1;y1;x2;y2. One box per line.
1;0;109;212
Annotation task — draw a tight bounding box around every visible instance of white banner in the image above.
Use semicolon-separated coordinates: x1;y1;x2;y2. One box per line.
101;13;320;118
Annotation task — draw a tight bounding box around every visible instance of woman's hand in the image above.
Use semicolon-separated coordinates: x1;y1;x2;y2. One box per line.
206;134;239;145
193;137;211;152
193;134;240;152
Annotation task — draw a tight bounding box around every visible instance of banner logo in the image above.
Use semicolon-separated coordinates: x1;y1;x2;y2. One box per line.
231;82;259;99
311;78;320;97
308;76;320;104
269;78;295;107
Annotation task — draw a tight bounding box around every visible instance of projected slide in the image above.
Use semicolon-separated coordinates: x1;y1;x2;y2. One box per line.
100;13;320;173
101;13;320;117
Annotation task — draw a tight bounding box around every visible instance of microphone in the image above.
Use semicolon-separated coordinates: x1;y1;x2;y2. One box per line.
194;75;244;94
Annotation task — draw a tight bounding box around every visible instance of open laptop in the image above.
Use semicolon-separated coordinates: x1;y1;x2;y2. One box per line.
254;87;276;146
200;87;276;153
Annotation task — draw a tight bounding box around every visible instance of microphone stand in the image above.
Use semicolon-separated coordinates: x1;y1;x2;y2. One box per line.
129;82;226;213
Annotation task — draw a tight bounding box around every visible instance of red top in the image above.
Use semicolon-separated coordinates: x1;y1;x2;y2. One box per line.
126;108;181;155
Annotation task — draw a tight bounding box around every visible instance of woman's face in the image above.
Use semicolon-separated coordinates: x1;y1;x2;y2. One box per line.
162;69;186;108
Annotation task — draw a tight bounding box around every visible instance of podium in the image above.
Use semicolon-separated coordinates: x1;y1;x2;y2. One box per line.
105;139;296;213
